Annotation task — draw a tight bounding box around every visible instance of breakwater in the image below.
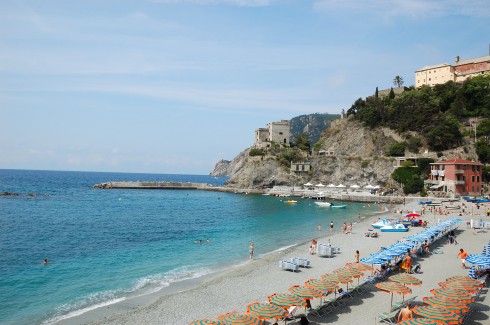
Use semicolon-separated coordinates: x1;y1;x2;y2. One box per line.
92;181;264;194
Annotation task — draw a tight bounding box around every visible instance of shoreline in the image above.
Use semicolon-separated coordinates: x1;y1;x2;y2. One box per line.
57;201;395;325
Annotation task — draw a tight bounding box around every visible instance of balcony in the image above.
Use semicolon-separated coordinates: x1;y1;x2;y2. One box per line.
455;170;464;174
454;180;465;185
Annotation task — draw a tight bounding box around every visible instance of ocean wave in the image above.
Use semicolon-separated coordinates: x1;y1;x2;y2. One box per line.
41;266;213;324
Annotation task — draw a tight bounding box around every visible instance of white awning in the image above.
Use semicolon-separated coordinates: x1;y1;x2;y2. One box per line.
430;184;444;189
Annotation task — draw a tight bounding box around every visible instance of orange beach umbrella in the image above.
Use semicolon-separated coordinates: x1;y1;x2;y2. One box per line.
390;273;423;286
375;281;412;311
412;305;461;325
430;287;475;304
288;285;324;299
438;281;481;293
267;293;305;308
304;278;338;293
217;312;262;325
246;302;287;320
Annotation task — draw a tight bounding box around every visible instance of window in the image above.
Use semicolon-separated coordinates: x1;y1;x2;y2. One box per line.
472;165;475;171
279;132;283;135
472;176;475;182
477;166;480;171
477;176;480;182
463;165;466;170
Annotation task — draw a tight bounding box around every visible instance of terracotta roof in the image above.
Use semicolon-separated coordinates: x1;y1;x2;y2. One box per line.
431;159;482;165
455;55;490;66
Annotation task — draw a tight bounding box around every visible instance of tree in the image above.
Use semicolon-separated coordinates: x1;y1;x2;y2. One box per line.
293;133;310;151
393;76;404;87
375;87;379;98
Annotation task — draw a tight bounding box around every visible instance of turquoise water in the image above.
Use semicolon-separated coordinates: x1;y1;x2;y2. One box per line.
0;169;376;325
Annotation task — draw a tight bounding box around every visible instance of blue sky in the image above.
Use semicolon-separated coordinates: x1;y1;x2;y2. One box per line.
1;0;489;174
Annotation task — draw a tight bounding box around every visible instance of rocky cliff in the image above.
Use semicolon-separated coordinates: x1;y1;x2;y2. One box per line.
219;116;478;189
209;159;232;176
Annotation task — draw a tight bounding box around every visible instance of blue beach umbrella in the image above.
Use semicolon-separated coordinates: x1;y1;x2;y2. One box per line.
487;241;490;256
469;265;477;279
465;254;490;267
482;246;487;256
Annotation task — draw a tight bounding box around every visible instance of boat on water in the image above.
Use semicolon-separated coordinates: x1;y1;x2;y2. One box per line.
380;224;409;232
284;200;298;204
371;218;393;229
315;201;332;207
331;204;347;209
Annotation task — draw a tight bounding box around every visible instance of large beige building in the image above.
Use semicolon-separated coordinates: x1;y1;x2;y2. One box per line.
415;54;490;87
254;120;290;148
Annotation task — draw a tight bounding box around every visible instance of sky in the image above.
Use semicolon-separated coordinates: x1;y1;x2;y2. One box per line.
1;0;490;175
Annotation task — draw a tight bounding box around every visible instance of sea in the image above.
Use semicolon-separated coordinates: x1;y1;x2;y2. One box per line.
0;169;378;325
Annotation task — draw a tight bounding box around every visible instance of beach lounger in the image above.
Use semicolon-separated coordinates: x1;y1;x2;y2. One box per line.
317;244;334;257
279;260;299;272
332;246;341;254
291;257;311;268
378;310;399;324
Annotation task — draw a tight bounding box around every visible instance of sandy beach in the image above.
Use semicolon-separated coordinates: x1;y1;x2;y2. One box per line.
62;197;490;325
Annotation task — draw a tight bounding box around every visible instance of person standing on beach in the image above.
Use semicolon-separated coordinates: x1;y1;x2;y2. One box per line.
330;221;334;233
355;250;360;263
348;222;353;234
342;222;347;234
458;248;468;269
249;243;254;260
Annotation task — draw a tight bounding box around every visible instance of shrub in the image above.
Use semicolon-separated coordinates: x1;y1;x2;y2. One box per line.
249;148;265;156
361;160;369;168
406;136;422;153
386;142;406;157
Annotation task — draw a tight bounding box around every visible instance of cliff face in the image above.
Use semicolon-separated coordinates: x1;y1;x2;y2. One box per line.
290;113;340;145
209;159;232;176
219;117;476;189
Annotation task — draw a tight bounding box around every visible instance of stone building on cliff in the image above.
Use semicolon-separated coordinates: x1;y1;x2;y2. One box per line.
254;120;290;148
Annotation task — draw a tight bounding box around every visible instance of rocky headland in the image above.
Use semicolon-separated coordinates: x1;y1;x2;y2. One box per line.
213;116;477;191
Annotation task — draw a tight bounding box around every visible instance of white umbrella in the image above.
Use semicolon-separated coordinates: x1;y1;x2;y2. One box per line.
304;182;313;186
364;184;374;189
316;183;325;187
336;184;346;188
327;184;336;188
373;185;381;189
350;184;360;189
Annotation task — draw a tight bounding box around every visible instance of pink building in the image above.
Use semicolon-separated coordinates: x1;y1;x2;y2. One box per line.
426;159;483;196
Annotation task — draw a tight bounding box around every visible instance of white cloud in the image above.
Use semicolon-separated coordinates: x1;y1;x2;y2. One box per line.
151;0;273;6
313;0;490;18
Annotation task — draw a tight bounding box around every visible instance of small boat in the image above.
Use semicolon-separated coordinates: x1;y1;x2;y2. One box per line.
380;224;409;232
331;205;347;209
315;201;332;207
284;200;298;204
372;218;393;229
419;200;432;205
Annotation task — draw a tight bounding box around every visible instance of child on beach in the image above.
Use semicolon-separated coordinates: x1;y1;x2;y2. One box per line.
458;248;468;269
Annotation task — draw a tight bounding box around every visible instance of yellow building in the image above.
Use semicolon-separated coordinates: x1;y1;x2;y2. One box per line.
415;54;490;87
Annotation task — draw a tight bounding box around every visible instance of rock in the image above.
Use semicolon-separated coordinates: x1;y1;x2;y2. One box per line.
209;159;232;176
